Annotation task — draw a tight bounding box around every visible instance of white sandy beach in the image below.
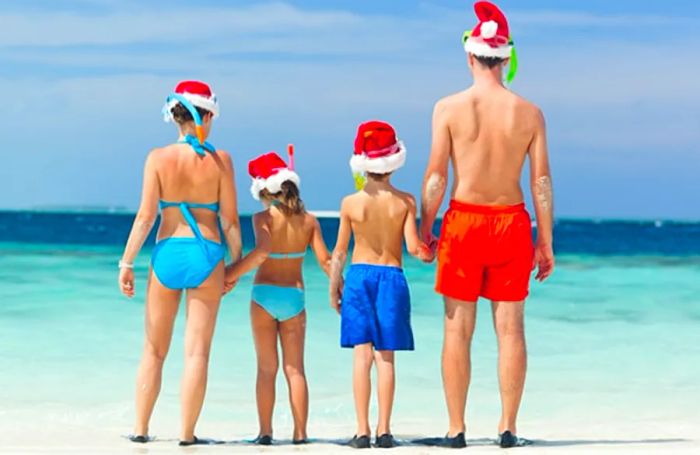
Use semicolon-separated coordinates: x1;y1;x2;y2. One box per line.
2;416;698;454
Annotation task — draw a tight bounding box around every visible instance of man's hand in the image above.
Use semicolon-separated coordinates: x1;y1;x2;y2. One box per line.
119;268;135;298
533;241;554;282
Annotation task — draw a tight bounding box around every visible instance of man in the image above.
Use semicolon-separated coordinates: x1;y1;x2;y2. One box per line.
419;1;555;449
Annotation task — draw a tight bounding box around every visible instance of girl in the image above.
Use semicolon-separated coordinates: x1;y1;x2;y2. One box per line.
225;151;330;445
118;80;242;445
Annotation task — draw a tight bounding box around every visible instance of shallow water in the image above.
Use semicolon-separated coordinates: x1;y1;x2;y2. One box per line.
0;214;699;447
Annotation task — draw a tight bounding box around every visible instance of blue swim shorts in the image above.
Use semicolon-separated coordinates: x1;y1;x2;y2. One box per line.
340;264;414;351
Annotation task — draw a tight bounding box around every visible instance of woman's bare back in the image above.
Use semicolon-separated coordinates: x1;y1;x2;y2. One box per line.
153;143;228;242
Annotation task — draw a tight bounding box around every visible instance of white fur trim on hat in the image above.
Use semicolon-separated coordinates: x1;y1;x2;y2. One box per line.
250;168;301;200
464;38;512;59
350;141;406;175
163;93;220;122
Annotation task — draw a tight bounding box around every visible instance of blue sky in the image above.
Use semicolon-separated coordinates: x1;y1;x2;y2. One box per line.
1;0;698;219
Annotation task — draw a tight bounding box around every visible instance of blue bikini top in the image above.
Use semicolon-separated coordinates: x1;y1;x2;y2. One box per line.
268;251;306;259
159;200;219;212
178;135;216;156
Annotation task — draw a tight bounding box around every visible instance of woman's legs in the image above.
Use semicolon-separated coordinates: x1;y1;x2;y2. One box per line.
179;263;224;442
251;301;280;437
134;271;181;437
279;310;309;441
374;350;395;436
353;343;374;437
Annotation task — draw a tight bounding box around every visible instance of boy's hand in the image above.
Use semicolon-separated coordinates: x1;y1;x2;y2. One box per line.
330;278;343;314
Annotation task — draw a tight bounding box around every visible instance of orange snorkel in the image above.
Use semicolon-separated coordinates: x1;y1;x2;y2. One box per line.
287;144;295;170
195;124;206;145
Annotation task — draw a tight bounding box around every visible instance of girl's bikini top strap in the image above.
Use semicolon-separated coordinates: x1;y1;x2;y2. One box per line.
268;251;306;259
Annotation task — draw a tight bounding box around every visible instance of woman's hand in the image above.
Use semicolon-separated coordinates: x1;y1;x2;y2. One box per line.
119;267;135;298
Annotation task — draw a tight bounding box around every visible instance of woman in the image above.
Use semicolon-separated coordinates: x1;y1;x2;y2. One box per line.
118;80;242;445
225;151;331;445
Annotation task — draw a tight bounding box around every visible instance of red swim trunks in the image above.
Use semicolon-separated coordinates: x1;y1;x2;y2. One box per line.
436;200;534;302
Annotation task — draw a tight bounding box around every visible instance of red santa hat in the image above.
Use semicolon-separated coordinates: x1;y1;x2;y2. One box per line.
463;1;512;59
248;152;301;200
350;120;406;175
162;80;220;122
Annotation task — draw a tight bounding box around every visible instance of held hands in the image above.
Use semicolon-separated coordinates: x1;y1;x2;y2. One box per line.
420;228;439;263
223;263;239;295
533;240;555;282
118;267;135;298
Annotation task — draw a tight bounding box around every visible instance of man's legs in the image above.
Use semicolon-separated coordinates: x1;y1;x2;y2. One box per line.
491;300;526;435
442;297;477;436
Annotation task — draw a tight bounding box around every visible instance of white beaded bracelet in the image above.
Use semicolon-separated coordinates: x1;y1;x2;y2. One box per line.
118;260;134;269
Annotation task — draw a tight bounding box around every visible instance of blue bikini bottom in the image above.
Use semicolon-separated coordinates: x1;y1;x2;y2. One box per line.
251;284;305;321
151;237;226;290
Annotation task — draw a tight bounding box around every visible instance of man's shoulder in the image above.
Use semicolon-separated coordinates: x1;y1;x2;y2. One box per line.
509;91;543;116
340;192;361;211
434;90;469;111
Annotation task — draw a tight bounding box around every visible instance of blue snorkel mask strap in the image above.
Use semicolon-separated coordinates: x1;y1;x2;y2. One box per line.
164;93;216;156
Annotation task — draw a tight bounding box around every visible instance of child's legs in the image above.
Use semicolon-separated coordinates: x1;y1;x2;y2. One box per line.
353;343;374;437
279;310;308;440
251;301;279;436
373;350;395;435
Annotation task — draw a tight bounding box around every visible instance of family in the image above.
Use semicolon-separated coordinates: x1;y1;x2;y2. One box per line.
117;1;554;450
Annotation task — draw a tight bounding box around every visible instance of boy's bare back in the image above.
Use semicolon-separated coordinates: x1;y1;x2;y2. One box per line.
341;184;416;267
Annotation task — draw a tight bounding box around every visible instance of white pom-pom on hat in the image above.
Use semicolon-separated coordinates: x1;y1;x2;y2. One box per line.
480;20;498;39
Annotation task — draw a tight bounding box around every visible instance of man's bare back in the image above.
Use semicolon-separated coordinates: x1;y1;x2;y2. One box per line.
435;85;543;206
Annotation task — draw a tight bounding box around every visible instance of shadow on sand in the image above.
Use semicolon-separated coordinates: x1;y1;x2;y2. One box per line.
123;434;690;449
410;436;688;448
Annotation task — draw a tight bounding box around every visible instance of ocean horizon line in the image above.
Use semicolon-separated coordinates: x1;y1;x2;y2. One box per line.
1;207;699;225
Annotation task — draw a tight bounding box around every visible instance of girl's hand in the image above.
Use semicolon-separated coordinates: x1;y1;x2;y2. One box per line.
119;268;135;298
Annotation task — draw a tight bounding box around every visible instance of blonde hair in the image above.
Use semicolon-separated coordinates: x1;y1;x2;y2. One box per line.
259;180;305;216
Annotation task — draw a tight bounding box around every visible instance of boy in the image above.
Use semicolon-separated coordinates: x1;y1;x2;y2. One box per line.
330;121;431;449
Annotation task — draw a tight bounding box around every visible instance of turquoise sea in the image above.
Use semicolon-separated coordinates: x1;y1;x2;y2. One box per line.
0;211;699;451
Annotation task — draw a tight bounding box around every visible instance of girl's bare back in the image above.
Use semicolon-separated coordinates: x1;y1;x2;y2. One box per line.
254;210;318;287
